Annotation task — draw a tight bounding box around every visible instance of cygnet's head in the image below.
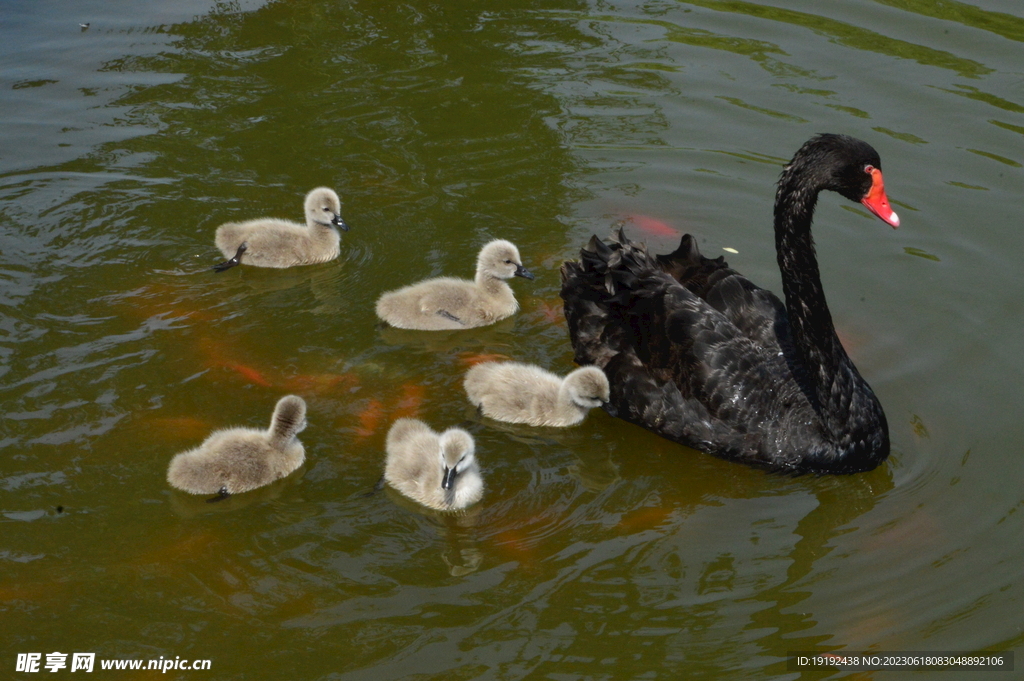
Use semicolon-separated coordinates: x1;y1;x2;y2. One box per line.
477;239;534;280
304;187;348;231
438;428;476;491
566;366;610;410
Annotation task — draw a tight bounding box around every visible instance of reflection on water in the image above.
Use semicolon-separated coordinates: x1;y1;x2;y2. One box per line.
2;0;1024;678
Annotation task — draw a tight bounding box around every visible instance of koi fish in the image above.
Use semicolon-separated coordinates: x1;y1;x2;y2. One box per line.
457;352;513;367
144;416;213;441
629;215;679;238
281;372;360;394
391;383;425;419
617;505;674;532
533;299;564;325
223;362;272;387
354;399;386;440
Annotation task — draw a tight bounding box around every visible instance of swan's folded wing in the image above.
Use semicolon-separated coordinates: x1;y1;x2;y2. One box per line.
417;279;473;317
436;309;463;324
655;233;730;298
656;234;791;353
603;349;715;444
701;273;787;350
602;340;772;464
658;285;817;446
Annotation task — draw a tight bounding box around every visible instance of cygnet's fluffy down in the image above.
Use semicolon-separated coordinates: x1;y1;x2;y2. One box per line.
375;239;534;330
213;187;348;271
384;418;483;511
167;395;307;497
464;362;609;427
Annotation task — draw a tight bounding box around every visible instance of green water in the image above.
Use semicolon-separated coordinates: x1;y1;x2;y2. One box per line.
3;0;1023;679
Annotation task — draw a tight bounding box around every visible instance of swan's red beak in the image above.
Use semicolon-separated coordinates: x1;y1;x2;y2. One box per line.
861;166;900;228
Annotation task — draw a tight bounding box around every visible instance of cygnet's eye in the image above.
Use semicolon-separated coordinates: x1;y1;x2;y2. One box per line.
505;259;513;264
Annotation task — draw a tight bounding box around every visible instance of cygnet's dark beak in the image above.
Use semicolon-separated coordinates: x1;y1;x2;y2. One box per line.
441;466;458;490
514;263;535;280
601;401;618;418
332;213;349;231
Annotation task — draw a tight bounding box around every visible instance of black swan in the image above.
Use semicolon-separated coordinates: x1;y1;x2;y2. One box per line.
560;134;899;473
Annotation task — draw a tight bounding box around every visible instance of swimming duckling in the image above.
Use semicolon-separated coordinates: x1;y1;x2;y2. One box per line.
375;239;534;330
167;395;307;500
464;362;610;427
213;187;348;271
384;418;483;511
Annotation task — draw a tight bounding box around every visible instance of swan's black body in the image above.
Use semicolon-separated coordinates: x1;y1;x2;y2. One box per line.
560;135;895;473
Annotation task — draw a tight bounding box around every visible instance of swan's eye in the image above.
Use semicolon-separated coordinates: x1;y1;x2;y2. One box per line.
863;164;875;174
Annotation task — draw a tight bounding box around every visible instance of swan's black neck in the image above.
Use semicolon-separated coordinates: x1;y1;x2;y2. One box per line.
774;169;857;427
